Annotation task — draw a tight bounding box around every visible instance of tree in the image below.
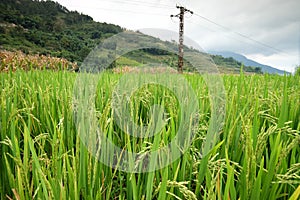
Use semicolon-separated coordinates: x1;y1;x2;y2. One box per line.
295;65;300;76
254;67;262;74
91;31;101;39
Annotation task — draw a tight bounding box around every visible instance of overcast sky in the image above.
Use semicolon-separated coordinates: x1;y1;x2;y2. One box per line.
55;0;300;72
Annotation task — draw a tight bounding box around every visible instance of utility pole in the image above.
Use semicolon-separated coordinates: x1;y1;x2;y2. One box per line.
171;6;193;73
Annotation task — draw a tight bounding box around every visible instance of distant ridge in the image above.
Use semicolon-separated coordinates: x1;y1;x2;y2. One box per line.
210;51;289;74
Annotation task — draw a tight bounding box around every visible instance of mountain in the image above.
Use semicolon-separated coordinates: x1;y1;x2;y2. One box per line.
1;0;262;74
210;54;262;74
210;51;288;74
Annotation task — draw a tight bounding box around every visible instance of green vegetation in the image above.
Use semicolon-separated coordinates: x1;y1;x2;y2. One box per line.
211;55;263;74
0;0;123;62
295;66;300;76
0;69;299;199
116;56;141;67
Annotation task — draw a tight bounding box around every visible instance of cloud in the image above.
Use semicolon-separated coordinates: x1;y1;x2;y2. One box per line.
182;0;299;51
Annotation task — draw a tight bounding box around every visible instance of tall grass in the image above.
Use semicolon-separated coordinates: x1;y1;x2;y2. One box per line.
0;69;299;199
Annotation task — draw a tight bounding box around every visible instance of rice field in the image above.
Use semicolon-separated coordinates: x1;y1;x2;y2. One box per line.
0;69;299;200
0;50;78;72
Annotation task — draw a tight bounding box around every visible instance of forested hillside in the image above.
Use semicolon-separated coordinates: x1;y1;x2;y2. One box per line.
0;0;123;62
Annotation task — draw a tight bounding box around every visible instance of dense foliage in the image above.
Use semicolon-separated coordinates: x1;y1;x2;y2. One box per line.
0;0;123;62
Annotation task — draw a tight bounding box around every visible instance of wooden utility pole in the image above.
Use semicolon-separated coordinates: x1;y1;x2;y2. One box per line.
171;6;193;73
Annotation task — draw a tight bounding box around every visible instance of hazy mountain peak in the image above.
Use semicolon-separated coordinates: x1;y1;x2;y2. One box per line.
209;51;289;74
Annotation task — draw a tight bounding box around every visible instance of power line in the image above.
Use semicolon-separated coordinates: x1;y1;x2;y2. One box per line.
193;12;288;55
96;7;169;16
62;0;292;57
185;19;271;53
67;5;169;16
101;0;173;10
113;0;172;8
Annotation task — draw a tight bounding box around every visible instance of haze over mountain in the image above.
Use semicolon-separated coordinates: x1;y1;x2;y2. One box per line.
210;51;289;74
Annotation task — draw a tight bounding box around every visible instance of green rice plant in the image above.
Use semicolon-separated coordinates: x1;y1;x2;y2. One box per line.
0;69;299;199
